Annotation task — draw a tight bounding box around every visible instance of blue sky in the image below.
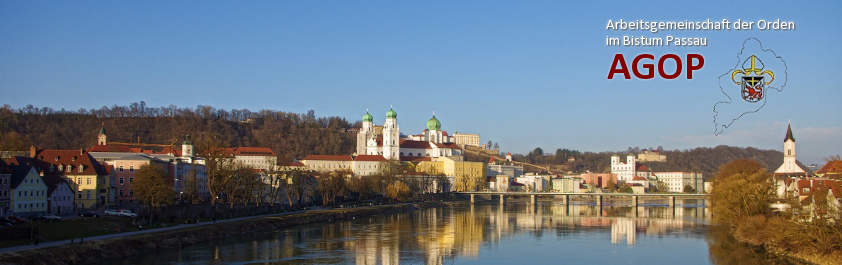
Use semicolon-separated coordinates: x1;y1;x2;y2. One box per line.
1;0;840;164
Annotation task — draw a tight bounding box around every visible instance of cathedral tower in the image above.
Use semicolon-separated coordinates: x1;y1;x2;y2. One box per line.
356;110;374;155
382;106;400;160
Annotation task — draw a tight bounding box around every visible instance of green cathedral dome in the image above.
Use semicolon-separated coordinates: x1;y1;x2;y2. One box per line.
427;115;441;130
362;111;373;122
386;108;397;119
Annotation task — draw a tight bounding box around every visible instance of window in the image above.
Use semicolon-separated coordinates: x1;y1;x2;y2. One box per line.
129;190;134;196
78;191;82;199
79;165;84;172
86;191;91;199
119;189;124;197
129;177;133;184
130;166;134;172
803;188;810;193
87;178;91;185
119;178;124;185
119;166;124;172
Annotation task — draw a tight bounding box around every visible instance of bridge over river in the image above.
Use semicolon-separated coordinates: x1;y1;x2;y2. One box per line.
454;192;710;208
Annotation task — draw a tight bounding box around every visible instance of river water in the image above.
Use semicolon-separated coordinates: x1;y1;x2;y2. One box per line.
104;200;795;265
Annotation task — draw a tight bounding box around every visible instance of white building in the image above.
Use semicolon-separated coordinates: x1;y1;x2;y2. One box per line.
552;177;583;193
488;157;524;179
300;155;354;173
611;154;651;183
775;123;807;176
516;173;551;192
42;175;74;215
357;108;462;159
221;147;277;171
353;155;388;177
653;172;703;193
453;133;481;147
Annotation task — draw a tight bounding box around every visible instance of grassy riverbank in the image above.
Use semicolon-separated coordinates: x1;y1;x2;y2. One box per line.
0;201;462;265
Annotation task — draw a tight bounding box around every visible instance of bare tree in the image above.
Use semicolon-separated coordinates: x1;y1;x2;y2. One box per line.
133;164;177;225
316;171;348;205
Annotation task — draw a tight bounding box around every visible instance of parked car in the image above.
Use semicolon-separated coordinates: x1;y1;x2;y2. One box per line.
118;210;138;217
0;222;12;227
104;209;120;216
40;214;62;221
78;211;100;218
8;216;26;223
0;218;14;224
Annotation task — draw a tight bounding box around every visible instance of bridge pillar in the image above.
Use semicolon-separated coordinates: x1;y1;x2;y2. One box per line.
668;196;676;207
470;194;475;204
563;195;569;205
596;195;602;206
530;194;536;204
633;196;639;207
500;194;506;205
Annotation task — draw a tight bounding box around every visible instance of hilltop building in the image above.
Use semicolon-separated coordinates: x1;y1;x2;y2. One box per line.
453;133;481;147
638;149;666;162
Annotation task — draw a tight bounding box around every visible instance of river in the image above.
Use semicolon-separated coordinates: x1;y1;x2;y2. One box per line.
103;200;796;265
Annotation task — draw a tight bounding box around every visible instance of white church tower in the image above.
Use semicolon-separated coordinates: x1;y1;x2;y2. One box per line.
356;110;374;155
775;122;806;175
382;106;400;160
181;134;194;158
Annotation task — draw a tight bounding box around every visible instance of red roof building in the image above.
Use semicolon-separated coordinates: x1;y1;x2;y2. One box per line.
817;161;842;179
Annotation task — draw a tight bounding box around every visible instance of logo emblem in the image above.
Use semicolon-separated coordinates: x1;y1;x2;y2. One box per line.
731;55;775;103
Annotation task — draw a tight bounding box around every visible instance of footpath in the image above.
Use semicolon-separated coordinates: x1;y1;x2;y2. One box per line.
0;207;324;254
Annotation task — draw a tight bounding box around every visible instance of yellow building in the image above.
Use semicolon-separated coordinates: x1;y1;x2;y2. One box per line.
20;150;116;209
9;166;48;216
415;157;486;192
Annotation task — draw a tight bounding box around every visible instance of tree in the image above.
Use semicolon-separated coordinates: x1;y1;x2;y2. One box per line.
655;181;667;193
285;170;316;206
133;164;177;225
317;171;348;205
385;181;410;201
180;167;202;204
487;140;493;149
196;132;237;208
606;180;617;192
493;142;499;150
710;159;773;229
682;185;694;193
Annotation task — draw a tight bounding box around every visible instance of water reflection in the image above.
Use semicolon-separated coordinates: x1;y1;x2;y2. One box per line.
103;202;791;265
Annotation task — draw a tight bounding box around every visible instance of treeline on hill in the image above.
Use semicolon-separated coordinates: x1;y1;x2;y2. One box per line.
508;145;807;179
0;103;358;162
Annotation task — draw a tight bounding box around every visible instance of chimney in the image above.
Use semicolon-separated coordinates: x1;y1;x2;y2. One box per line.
80;149;85;155
30;146;36;158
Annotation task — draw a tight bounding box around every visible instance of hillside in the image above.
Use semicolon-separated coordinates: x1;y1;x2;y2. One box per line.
0;103;357;162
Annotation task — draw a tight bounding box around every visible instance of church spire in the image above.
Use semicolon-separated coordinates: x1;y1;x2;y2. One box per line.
784;122;795;142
